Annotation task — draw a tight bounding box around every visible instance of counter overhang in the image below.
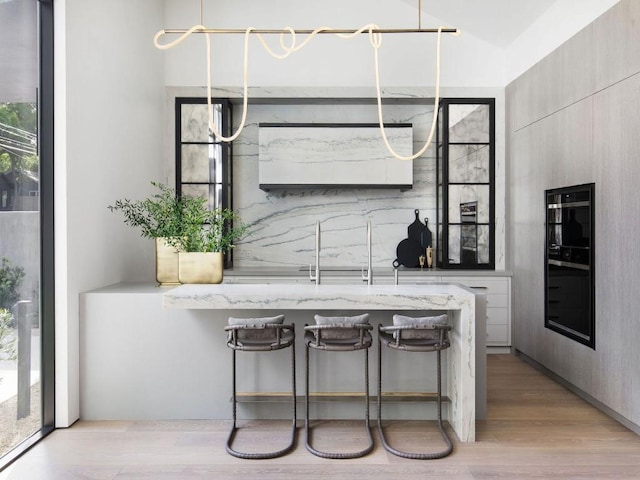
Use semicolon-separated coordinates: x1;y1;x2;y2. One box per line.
163;283;476;311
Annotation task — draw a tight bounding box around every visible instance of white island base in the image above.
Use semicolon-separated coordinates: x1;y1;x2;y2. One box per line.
80;283;485;443
164;283;483;442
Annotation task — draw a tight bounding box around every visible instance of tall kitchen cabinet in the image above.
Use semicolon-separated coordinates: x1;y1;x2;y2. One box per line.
436;98;495;270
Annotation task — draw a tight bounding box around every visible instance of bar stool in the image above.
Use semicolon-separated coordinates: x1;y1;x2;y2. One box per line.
224;314;296;459
377;314;453;459
304;313;374;459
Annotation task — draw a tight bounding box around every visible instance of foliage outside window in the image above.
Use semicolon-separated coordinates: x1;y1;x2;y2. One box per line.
0;103;39;212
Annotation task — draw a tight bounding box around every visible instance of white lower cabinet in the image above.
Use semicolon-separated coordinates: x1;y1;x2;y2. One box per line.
441;276;512;347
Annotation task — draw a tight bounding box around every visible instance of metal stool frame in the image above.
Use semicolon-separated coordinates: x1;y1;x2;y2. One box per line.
304;322;374;459
224;322;297;459
377;323;454;459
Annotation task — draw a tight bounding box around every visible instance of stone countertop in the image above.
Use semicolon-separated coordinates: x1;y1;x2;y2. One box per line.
223;266;512;278
162;282;475;310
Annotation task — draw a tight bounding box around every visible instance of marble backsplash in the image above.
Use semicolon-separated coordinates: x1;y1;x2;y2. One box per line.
233;102;439;269
258;124;413;187
165;87;506;271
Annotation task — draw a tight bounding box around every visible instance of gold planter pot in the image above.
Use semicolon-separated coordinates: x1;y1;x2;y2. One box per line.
178;252;224;284
156;237;180;286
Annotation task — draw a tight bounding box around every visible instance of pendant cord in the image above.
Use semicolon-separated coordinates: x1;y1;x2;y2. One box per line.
154;15;452;159
373;27;442;161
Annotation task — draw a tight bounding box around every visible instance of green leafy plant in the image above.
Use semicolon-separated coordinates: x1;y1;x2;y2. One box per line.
0;257;25;311
0;308;17;361
110;182;248;253
171;197;249;253
108;182;187;239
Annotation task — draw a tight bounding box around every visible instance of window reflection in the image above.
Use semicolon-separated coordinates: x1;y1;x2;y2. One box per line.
0;0;43;460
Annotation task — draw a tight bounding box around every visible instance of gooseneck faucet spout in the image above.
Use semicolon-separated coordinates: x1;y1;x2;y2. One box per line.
309;221;321;285
362;220;373;285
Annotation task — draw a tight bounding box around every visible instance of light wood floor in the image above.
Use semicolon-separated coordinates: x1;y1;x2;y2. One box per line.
2;354;640;479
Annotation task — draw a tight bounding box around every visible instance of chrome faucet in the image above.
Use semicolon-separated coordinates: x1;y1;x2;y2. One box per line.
309;221;321;285
362;220;373;285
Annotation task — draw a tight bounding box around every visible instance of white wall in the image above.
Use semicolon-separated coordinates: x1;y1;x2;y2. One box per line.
162;0;505;88
507;0;640;429
55;0;165;427
162;0;624;89
505;0;620;83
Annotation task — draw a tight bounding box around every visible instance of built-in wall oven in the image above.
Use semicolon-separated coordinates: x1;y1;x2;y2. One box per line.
545;183;595;349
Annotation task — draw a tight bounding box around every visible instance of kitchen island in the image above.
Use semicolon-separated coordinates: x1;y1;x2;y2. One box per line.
80;282;485;442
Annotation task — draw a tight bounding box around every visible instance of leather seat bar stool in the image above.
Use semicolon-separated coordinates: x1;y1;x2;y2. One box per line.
224;315;296;459
304;313;374;459
377;314;453;459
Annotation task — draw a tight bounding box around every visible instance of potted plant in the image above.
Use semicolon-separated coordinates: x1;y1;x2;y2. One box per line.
110;182;249;285
109;182;190;285
169;199;249;284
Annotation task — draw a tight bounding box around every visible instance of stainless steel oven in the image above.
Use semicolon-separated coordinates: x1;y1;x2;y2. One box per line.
545;184;595;349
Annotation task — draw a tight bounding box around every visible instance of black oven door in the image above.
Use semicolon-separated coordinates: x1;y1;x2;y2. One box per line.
545;183;595;349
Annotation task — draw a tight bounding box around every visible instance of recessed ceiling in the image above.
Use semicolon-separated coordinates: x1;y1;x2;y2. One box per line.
403;0;560;47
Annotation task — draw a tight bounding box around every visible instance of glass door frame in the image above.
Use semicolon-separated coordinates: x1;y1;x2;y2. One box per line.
436;97;496;270
0;0;55;469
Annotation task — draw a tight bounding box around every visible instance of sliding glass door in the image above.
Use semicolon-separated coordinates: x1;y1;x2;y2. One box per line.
0;0;54;467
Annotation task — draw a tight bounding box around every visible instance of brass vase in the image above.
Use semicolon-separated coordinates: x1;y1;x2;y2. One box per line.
178;251;224;284
156;237;180;285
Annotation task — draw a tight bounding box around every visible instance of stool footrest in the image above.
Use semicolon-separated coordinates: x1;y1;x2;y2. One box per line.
226;420;297;460
377;332;454;459
234;392;451;403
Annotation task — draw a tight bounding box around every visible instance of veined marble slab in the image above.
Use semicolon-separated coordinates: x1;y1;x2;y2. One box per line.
258;124;413;187
166;87;506;270
163;283;470;310
163;282;477;442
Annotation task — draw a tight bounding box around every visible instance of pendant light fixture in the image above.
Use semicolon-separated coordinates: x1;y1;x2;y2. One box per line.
153;0;460;161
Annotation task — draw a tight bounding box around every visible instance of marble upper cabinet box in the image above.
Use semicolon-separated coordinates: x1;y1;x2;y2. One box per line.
258;123;413;189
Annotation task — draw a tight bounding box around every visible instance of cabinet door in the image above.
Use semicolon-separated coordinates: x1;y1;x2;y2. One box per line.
444;276;512;347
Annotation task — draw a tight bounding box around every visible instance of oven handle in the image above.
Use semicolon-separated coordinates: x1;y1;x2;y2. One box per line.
548;259;589;271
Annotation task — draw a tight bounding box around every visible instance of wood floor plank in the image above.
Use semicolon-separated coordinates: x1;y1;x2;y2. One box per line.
1;354;640;480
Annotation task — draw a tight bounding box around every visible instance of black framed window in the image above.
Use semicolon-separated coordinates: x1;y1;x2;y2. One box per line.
175;98;234;266
436;98;495;269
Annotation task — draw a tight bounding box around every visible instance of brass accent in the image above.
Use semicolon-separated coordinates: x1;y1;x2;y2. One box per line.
178;252;224;284
155;238;180;286
185;0;456;36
